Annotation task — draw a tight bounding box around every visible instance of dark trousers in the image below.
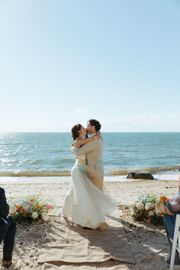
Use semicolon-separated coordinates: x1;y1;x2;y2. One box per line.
0;216;16;261
163;214;180;265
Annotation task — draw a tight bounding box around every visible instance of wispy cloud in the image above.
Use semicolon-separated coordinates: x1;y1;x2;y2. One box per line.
0;113;180;132
73;108;88;115
101;113;180;132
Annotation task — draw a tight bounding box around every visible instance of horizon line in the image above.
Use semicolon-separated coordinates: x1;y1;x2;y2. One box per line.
0;131;180;133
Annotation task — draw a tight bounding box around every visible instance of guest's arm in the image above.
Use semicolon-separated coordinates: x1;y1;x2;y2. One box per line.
164;205;174;215
0;188;9;217
165;192;180;215
163;180;180;215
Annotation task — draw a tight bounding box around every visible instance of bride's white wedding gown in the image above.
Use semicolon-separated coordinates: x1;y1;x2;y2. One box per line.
62;155;116;229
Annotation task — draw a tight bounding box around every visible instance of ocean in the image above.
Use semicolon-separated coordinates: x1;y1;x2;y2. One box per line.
0;132;180;180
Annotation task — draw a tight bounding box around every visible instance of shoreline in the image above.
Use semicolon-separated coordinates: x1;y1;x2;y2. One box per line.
0;171;180;184
0;164;179;178
0;175;136;185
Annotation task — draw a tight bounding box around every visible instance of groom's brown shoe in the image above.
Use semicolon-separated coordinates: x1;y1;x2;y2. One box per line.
98;222;108;231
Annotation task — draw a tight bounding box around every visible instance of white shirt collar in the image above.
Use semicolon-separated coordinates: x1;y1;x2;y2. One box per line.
87;133;96;138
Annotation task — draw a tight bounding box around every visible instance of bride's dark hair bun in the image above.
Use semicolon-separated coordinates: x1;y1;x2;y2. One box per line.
71;124;82;140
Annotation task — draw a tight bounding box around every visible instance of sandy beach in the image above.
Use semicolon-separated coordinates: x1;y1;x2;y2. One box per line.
0;178;179;270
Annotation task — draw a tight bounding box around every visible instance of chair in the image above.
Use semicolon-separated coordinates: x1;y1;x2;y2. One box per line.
170;214;180;270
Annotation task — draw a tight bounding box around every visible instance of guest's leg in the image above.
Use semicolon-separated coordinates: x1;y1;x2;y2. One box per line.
163;214;180;264
3;216;16;261
0;221;8;244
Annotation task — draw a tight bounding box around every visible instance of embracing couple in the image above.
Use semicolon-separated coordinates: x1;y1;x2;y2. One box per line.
62;119;116;231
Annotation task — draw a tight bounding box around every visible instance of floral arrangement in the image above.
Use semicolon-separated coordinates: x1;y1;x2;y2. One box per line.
10;196;54;223
156;195;169;216
130;194;169;225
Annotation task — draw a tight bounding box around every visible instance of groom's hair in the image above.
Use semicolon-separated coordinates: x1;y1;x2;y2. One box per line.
89;119;101;132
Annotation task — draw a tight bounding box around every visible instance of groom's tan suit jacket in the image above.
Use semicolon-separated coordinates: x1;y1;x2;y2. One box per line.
72;139;104;190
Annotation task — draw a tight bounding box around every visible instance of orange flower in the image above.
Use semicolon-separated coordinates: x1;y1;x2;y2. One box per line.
160;195;169;204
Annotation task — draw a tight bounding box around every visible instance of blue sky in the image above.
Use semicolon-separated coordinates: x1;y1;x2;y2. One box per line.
0;0;180;132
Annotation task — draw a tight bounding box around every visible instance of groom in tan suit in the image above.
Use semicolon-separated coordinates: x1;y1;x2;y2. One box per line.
72;119;104;190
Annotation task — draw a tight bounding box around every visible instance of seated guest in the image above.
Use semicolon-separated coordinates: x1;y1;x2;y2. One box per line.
163;179;180;266
0;187;16;268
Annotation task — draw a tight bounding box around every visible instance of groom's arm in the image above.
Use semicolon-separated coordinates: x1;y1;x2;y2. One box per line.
72;141;97;156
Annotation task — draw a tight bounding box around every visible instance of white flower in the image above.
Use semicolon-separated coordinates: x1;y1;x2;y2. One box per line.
23;205;29;211
10;207;17;215
145;203;151;210
148;211;154;216
136;202;144;210
155;208;160;214
149;203;155;208
130;208;135;216
32;212;38;219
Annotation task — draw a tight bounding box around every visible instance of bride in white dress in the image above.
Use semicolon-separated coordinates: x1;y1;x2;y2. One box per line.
61;124;116;230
